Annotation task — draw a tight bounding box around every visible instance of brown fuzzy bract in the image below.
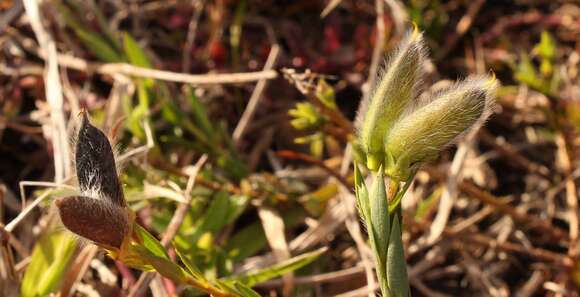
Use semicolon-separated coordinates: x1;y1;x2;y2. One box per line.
55;196;129;249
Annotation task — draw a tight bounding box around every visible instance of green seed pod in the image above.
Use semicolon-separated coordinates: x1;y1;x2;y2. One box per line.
55;196;129;249
384;76;497;180
360;28;426;171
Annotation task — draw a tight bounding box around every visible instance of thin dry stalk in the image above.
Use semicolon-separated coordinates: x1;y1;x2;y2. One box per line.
257;205;294;296
426;138;472;244
555;132;579;257
435;0;485;60
11;32;280;85
233;44;280;144
182;0;205;73
23;0;71;182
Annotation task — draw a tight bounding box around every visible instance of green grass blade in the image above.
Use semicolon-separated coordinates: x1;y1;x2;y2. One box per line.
230;247;326;287
134;224;169;260
123;33;152;68
175;245;205;281
21;231;77;297
386;215;410;297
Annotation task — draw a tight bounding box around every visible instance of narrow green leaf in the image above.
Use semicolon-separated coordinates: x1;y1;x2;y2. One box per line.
186;87;215;138
59;4;123;63
514;53;542;91
367;170;390;295
354;163;371;223
201;190;245;233
370;170;390;265
134;224;169;259
386;215;410;297
132;245;188;283
123;33;152;68
233;282;262;297
21;231;77;297
229;0;246;70
175;245;205;281
230;247;326;287
75;28;124;63
535;31;556;60
85;0;123;52
126;81;151;139
226;222;267;262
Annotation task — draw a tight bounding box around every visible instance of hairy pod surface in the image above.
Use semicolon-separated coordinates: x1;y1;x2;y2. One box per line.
76;112;125;207
55;196;129;248
384;77;496;180
360;29;426;171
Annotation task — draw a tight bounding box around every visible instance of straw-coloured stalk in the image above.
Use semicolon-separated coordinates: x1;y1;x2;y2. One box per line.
384;77;496;181
360;27;426;171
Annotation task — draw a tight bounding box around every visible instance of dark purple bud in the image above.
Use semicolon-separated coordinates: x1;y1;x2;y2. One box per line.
76;112;125;207
55;196;129;249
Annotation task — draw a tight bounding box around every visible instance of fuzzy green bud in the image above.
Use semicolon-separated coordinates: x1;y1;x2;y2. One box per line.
384;76;497;180
360;28;426;171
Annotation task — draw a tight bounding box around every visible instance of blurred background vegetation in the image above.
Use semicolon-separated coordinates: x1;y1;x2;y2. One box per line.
0;0;579;296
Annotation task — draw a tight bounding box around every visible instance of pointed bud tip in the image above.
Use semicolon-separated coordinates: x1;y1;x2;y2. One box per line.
411;22;420;40
485;69;498;89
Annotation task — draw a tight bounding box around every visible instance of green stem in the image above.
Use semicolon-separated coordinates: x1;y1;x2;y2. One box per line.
184;276;236;297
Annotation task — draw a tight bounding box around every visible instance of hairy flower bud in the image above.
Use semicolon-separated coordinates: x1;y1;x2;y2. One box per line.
76;112;125;207
384;76;497;180
55;196;129;248
57;111;131;249
360;28;426;171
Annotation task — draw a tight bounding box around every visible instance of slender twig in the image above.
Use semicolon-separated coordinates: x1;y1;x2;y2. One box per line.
435;0;485;61
426;135;474;244
257;205;294;296
5;190;53;233
23;0;71;182
233;44;280;144
182;0;205;73
10;31;279;85
56;55;279;85
555;131;578;258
